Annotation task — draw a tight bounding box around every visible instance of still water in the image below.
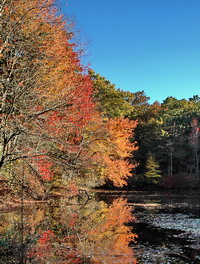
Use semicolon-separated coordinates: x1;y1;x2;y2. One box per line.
0;191;200;264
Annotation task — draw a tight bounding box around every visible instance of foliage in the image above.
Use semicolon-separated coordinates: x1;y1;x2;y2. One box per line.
0;0;94;195
130;95;200;188
0;0;138;196
89;70;135;118
145;152;161;184
81;112;138;187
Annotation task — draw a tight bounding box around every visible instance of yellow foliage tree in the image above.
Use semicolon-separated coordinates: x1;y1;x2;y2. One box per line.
81;112;137;187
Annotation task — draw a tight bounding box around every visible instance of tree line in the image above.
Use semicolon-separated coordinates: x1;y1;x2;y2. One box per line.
89;72;200;189
130;95;200;189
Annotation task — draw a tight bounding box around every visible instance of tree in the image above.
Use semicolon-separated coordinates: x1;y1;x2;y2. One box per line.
79;112;138;187
129;90;150;120
89;70;134;118
189;118;200;185
131;94;200;188
103;117;138;186
130;101;163;175
160;97;200;178
0;0;95;197
87;71;140;187
145;152;161;184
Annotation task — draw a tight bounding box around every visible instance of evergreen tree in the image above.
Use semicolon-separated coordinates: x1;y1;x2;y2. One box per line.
89;70;134;118
145;153;161;184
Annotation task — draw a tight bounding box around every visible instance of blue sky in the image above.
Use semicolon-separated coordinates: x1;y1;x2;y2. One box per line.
61;0;200;103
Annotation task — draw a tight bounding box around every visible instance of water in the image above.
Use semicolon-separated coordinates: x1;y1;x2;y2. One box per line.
131;191;200;264
0;195;136;264
98;190;200;264
0;191;200;263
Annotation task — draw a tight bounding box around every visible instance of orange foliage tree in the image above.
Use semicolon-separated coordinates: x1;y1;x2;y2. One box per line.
0;0;137;194
80;112;138;187
0;0;94;195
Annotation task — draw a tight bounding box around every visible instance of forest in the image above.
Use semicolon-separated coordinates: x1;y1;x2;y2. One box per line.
90;72;200;190
0;1;200;264
0;0;200;204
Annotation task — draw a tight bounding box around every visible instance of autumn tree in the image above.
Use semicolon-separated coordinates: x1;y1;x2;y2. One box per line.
79;111;138;187
0;0;95;197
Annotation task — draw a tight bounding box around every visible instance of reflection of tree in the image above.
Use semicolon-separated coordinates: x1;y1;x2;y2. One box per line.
81;198;137;264
0;197;137;263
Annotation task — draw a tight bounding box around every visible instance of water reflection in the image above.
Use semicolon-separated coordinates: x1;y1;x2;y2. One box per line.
97;191;200;264
0;196;137;264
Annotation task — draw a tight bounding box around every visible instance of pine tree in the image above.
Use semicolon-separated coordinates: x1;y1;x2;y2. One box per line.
145;152;161;184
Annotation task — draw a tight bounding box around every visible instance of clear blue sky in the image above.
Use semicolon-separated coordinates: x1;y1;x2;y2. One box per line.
61;0;200;103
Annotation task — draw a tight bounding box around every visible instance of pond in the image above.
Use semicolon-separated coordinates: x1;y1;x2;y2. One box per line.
98;190;200;264
0;190;200;263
